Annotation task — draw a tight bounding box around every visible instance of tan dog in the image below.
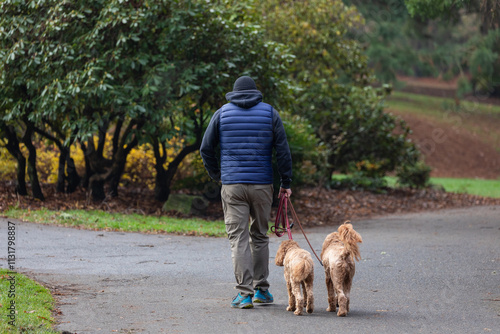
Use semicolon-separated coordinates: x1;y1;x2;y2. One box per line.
275;240;314;315
321;221;362;317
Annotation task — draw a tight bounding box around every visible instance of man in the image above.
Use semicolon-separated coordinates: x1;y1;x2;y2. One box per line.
200;76;292;309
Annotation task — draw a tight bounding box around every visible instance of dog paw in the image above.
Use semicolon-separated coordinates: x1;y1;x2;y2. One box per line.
326;306;336;312
337;310;347;317
294;310;303;316
306;307;313;314
286;306;295;312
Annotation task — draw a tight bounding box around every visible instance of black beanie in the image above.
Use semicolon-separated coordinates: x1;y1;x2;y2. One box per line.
232;76;257;91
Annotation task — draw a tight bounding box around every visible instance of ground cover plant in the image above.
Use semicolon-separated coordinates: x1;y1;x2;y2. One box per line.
0;269;57;334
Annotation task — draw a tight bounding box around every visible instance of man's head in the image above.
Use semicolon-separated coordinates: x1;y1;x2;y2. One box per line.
226;75;262;108
232;76;257;92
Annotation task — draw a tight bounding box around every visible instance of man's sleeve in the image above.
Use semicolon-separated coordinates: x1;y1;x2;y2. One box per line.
272;109;292;189
200;110;221;182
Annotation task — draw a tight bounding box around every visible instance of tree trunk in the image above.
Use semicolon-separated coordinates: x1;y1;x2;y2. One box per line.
2;125;28;196
108;119;141;198
33;122;82;194
81;136;110;201
66;154;80;193
81;141;91;189
154;167;169;202
152;138;168;201
22;124;44;201
56;148;68;193
109;136;138;198
109;160;126;198
90;178;106;201
14;154;27;196
154;141;200;202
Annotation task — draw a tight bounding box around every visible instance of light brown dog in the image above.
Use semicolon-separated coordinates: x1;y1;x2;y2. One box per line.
321;221;362;317
275;240;314;315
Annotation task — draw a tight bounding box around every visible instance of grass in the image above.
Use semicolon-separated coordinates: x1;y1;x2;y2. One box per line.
333;174;500;198
387;91;500;116
427;177;500;198
386;175;500;198
0;269;58;334
4;208;227;237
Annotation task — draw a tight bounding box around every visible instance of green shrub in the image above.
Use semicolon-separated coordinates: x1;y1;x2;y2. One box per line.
325;85;418;178
396;160;432;189
282;114;327;187
331;172;388;193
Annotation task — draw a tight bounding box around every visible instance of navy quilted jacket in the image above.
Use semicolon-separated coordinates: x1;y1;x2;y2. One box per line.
200;89;292;188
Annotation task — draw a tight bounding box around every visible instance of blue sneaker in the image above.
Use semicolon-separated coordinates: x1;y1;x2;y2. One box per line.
253;288;274;304
231;293;253;309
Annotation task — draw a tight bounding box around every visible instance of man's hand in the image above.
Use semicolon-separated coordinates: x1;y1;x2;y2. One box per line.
279;187;292;198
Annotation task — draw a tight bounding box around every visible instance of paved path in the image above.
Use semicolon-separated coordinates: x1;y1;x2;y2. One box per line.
1;206;499;333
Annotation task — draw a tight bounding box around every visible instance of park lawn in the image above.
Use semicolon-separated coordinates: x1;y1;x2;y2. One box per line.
0;269;58;334
384;176;500;198
333;174;500;198
387;91;500;116
427;177;500;198
4;208;227;237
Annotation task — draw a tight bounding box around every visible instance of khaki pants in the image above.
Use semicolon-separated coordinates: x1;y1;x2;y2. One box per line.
221;184;273;297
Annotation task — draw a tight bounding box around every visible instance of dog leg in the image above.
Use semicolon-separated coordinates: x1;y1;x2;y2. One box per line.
286;280;295;312
344;271;354;313
325;271;336;312
333;275;347;317
301;281;307;308
346;292;350;313
291;281;304;316
334;280;347;317
345;286;354;313
336;292;347;317
333;268;349;316
304;275;314;314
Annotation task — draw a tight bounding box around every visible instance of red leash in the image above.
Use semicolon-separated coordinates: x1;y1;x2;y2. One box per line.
272;194;323;266
271;194;293;240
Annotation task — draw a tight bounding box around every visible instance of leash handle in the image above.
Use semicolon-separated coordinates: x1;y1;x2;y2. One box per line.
271;194;293;239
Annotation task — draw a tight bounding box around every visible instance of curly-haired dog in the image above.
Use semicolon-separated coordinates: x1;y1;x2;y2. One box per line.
275;240;314;315
321;221;362;317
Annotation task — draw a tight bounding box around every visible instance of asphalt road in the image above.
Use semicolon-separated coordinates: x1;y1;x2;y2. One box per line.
1;206;499;334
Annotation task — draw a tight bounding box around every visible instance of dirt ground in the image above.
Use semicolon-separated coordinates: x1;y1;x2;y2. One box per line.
393;75;500;180
391;111;500;179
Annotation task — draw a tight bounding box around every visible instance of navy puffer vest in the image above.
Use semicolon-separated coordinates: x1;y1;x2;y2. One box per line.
219;102;274;184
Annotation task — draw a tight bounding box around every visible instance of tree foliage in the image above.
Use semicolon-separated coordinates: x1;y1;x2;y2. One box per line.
0;0;293;201
259;0;419;180
1;0;427;202
349;0;500;96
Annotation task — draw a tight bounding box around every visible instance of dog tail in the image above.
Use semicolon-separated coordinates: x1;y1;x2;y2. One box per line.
338;221;363;261
292;257;313;282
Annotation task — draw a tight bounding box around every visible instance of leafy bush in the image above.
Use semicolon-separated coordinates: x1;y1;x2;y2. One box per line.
170;153;212;192
0;146;17;180
332;172;388;193
396;160;432;189
324;85;417;178
282;114;327;187
0;135;186;190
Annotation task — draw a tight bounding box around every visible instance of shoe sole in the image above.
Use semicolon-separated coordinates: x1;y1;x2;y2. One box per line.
232;303;254;309
253;299;273;304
